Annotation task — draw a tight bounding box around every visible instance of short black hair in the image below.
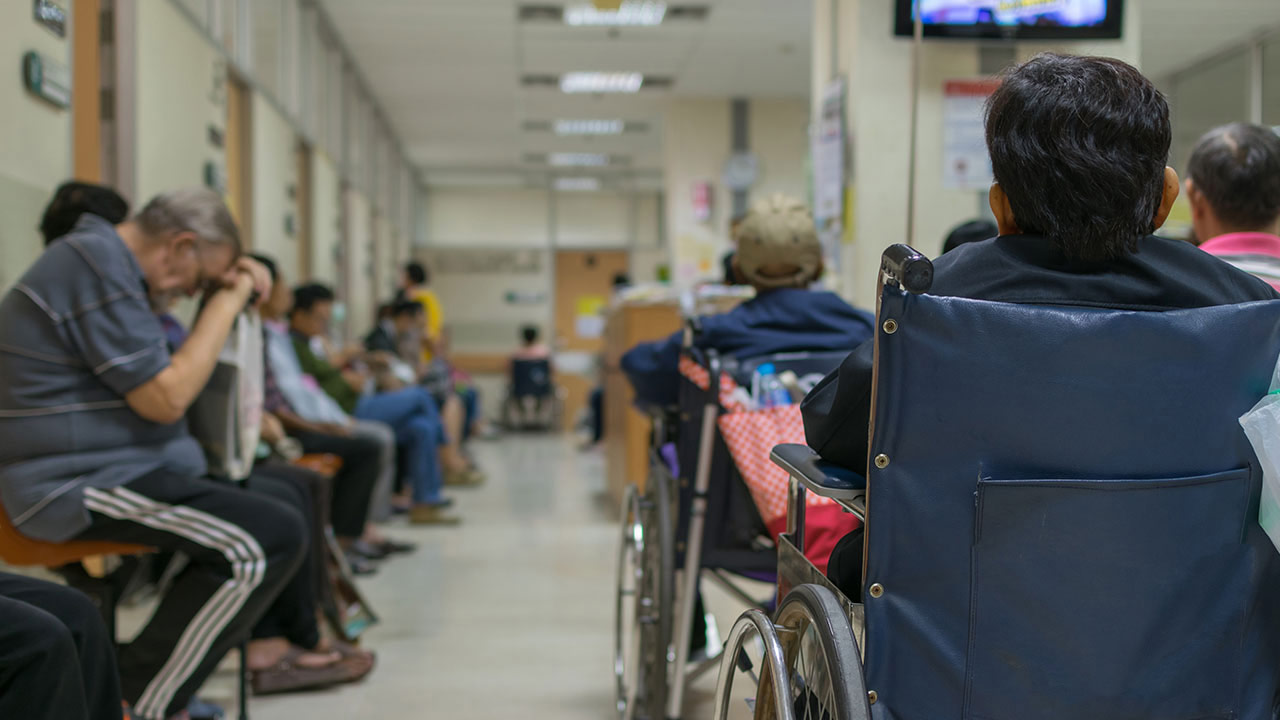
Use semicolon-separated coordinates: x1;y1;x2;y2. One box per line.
247;253;279;283
40;181;130;245
1188;123;1280;231
521;325;540;345
392;299;424;318
942;220;998;254
405;261;428;285
292;283;335;314
985;53;1171;263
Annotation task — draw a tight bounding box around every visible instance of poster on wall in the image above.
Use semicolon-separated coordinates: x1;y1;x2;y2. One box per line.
942;79;1000;191
812;76;846;226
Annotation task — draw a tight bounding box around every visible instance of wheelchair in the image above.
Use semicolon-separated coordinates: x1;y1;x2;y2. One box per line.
504;357;561;431
614;321;847;720
714;244;1280;720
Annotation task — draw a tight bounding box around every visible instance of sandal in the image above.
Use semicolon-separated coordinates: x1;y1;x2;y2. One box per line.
250;646;362;695
330;639;377;683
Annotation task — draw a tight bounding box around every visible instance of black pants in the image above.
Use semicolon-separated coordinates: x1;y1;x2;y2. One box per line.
292;429;380;539
75;470;306;720
0;572;123;720
247;468;324;650
826;527;865;602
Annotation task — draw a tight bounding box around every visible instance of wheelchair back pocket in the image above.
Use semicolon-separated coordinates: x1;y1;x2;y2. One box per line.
964;469;1252;720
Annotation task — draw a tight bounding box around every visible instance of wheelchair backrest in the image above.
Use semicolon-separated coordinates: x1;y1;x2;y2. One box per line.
863;288;1280;720
510;358;552;398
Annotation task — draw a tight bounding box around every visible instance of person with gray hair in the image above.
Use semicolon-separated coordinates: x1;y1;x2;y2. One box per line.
621;193;876;408
0;186;307;720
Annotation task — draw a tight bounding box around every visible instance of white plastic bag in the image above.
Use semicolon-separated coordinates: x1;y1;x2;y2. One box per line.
188;312;264;481
1239;354;1280;553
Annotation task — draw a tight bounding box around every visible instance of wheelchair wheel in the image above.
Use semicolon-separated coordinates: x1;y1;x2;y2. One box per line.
614;469;675;720
772;585;868;720
713;608;794;720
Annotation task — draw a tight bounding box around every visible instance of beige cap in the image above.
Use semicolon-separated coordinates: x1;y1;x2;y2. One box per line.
733;194;823;289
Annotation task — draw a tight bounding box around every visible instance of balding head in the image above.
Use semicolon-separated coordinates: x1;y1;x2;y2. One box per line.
1187;123;1280;241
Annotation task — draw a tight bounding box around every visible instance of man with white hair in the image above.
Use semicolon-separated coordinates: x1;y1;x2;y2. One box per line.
621;194;876;408
0;187;306;720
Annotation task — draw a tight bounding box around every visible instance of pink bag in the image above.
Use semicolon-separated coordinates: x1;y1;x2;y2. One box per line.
679;357;859;573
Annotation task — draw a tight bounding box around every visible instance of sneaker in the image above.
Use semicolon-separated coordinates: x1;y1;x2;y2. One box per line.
409;505;462;525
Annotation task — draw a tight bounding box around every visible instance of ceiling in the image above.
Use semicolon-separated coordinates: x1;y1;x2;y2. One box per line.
318;0;812;189
318;0;1280;190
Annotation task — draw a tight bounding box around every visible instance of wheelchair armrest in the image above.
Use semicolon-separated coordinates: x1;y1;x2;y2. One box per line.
770;444;867;500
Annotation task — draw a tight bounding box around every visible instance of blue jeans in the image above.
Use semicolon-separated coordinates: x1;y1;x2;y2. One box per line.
354;387;447;505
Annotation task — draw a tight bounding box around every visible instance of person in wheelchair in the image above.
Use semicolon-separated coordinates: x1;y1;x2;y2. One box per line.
803;53;1280;603
621;194;875;408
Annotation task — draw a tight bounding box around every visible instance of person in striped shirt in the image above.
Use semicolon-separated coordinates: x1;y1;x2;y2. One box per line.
1187;123;1280;289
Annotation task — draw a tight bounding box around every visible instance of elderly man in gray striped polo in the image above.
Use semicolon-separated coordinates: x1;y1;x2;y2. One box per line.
0;187;306;720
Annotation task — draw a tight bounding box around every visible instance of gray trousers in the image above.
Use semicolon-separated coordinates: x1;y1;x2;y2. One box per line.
351;419;397;523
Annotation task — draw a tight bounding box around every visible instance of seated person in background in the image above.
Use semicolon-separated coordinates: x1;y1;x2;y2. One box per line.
397;261;444;364
39;180;130;246
252;257;418;546
802;53;1279;602
1186;122;1280;289
622;194;876;408
0;573;124;720
941;218;998;254
364;300;423;357
290;284;465;523
512;325;551;361
0;187;306;720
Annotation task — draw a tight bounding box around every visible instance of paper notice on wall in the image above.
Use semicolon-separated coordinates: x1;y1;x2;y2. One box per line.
575;314;605;339
812;76;847;225
942;79;1000;191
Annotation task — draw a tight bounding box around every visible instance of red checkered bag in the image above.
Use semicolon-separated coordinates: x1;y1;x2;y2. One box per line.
679;356;860;572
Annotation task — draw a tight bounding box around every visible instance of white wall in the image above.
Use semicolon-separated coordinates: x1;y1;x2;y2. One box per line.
748;99;811;202
424;188;550;247
134;0;225;202
0;0;71;289
310;148;341;287
250;92;300;281
555;191;631;248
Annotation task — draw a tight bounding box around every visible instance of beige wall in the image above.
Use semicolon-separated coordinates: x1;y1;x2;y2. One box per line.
134;0;225;203
0;0;73;288
662;99;731;285
344;189;374;341
310;149;341;287
424;188;551;248
250;92;300;280
662;97;809;287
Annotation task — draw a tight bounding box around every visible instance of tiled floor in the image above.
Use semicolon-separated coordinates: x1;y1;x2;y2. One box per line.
184;434;755;720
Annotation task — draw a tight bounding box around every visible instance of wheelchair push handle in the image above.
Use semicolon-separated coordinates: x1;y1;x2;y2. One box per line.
881;244;934;295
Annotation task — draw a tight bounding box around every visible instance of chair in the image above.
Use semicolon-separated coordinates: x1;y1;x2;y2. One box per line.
0;500;253;720
717;244;1280;720
614;337;848;720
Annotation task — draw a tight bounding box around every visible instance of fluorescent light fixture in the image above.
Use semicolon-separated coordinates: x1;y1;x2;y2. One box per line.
554;119;625;136
555;177;603;191
560;72;643;94
549;152;609;167
565;1;667;26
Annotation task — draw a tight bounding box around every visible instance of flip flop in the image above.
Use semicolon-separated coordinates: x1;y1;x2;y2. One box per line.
250;646;362;695
329;639;377;683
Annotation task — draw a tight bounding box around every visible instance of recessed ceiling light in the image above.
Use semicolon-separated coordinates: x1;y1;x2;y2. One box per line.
555;177;603;191
554;119;625;136
549;152;610;167
560;72;643;94
564;1;667;26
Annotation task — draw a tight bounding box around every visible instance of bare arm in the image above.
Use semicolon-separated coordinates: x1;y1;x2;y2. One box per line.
125;259;269;424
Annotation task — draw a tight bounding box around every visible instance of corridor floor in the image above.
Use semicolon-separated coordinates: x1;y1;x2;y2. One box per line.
241;434;741;719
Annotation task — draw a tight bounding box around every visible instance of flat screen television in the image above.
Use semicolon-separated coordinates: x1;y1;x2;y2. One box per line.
895;0;1124;40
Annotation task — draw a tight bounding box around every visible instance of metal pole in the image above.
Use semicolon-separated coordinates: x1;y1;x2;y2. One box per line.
905;0;924;247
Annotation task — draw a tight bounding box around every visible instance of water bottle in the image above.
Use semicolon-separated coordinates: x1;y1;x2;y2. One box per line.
753;363;793;409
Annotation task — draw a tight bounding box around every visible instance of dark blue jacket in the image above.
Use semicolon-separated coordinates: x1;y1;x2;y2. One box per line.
621;288;875;408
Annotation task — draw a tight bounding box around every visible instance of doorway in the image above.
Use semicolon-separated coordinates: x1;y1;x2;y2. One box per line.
553;250;630;431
